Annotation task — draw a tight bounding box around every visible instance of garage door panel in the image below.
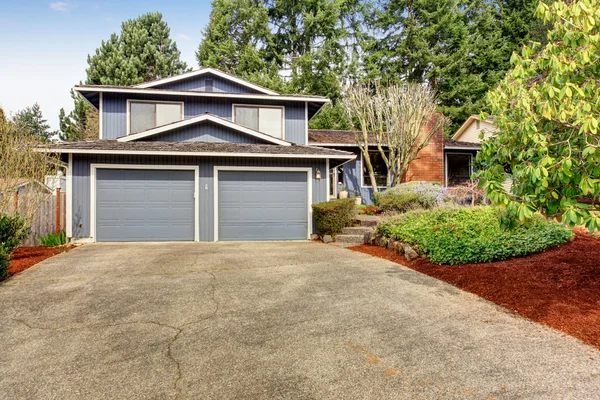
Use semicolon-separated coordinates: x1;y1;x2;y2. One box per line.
96;169;195;242
218;170;308;241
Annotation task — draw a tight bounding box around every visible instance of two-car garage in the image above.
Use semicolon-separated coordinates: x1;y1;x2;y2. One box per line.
92;166;310;242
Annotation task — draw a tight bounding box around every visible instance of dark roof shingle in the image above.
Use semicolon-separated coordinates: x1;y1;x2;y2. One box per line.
308;129;379;145
47;140;355;158
444;138;482;149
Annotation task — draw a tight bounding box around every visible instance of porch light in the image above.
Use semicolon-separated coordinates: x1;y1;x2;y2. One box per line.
315;168;321;180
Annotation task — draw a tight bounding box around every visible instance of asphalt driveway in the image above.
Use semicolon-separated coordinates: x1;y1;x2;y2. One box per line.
1;242;599;399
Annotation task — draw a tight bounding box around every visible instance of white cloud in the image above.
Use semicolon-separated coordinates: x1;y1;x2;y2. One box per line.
177;33;191;41
49;2;71;12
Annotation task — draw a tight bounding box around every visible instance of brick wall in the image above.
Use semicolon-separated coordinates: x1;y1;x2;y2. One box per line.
402;114;445;185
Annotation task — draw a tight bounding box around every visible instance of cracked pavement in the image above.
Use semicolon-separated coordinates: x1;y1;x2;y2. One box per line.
1;242;599;399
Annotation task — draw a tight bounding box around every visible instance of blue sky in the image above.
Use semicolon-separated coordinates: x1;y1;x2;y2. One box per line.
0;0;212;131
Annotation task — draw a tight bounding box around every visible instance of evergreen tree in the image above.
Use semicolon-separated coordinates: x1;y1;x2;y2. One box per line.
58;89;96;142
363;0;544;134
12;103;55;142
60;12;188;141
265;0;363;100
87;12;189;85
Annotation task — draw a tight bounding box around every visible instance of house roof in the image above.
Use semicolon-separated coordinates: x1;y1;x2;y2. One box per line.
452;115;495;141
444;138;482;150
308;129;381;146
119;113;292;146
133;67;280;95
44;140;356;160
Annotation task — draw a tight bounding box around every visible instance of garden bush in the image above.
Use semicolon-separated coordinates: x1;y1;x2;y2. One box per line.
374;181;449;213
377;206;574;265
312;198;356;237
39;231;66;247
0;214;29;279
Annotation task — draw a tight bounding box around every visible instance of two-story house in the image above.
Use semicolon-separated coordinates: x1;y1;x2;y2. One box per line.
48;68;355;242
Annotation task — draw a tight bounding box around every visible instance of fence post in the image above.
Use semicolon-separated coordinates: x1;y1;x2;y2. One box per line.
14;190;18;213
55;188;61;234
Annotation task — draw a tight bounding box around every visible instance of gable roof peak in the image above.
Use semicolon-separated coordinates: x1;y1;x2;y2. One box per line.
133;67;280;95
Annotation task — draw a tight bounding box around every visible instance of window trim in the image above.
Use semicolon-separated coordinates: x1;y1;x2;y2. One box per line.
126;99;184;136
232;104;285;139
360;150;390;189
444;151;474;187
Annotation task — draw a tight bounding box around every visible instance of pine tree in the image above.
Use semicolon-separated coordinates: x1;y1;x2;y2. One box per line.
60;12;188;141
12;103;55;142
87;12;189;85
58;89;98;142
265;0;363;100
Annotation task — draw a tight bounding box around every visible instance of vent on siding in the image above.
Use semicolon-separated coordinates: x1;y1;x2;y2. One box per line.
205;79;213;92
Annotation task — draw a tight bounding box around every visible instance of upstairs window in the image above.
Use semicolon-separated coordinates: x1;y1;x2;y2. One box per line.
234;105;283;138
129;101;183;134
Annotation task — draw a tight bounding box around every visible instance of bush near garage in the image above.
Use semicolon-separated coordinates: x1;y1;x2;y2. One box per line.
312;198;356;237
377;206;574;265
0;214;29;279
374;181;449;213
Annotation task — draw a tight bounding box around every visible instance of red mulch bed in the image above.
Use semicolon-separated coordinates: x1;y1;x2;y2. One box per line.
8;245;76;275
348;231;600;350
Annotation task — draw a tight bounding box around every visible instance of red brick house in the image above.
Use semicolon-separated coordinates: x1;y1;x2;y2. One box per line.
308;115;490;204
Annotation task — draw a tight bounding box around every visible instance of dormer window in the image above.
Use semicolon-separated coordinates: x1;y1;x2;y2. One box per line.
233;105;284;139
128;100;183;134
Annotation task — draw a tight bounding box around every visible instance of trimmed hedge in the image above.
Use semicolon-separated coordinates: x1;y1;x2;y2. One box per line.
0;214;28;279
312;198;356;237
377;206;574;265
374;181;448;213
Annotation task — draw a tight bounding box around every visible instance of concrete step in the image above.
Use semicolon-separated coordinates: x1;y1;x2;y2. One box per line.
355;215;382;227
342;226;374;236
335;234;365;245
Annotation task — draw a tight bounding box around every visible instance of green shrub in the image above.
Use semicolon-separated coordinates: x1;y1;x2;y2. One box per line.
312;198;356;237
377;206;574;265
0;214;29;280
39;231;66;247
374;181;449;213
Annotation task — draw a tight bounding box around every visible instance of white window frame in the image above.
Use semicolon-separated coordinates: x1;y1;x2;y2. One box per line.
89;164;200;242
232;104;285;139
126;99;184;136
213;166;312;242
444;152;474;187
360;151;390;189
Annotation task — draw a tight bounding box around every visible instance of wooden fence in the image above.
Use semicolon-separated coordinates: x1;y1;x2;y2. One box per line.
6;190;67;246
22;190;66;245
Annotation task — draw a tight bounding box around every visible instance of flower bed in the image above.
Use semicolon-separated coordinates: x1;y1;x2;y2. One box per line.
349;230;600;350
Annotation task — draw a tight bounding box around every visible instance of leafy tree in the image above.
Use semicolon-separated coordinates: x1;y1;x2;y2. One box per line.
12;103;55;142
87;12;189;86
477;0;600;232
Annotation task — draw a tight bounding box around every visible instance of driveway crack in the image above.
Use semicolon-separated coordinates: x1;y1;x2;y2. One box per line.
10;269;220;400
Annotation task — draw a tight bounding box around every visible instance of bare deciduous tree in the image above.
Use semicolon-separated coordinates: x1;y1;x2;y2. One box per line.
0;113;63;229
342;82;448;190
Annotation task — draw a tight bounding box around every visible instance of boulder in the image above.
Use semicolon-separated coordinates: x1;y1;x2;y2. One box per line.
392;241;401;254
403;244;419;261
322;235;334;244
310;234;319;240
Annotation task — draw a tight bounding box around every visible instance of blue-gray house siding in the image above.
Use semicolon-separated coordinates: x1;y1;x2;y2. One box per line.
102;93;307;144
145;121;269;144
151;73;263;94
71;154;326;241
